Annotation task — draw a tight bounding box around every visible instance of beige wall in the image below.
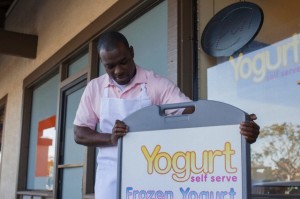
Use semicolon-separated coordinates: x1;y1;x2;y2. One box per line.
0;0;117;198
251;0;300;44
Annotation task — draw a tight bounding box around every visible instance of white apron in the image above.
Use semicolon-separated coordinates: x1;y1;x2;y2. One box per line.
95;84;151;199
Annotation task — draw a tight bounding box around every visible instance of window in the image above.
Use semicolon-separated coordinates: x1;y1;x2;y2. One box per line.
65;49;89;78
199;0;300;198
56;78;86;199
120;1;168;78
18;71;59;198
99;1;168;77
26;74;59;191
0;96;7;165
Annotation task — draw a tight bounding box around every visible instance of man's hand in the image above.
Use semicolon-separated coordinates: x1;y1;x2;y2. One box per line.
111;120;129;145
240;113;260;144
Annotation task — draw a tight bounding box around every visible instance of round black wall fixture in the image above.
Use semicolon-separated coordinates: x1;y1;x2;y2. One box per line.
201;2;264;57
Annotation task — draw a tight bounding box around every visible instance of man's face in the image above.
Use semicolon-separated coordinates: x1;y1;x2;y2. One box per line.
100;42;136;85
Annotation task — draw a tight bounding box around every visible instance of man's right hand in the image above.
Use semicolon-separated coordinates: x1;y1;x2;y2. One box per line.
111;120;129;145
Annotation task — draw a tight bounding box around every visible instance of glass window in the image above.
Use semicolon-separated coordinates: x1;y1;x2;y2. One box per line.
58;85;86;198
199;0;300;197
98;1;168;78
27;74;59;190
22;196;42;199
68;51;89;77
120;1;168;77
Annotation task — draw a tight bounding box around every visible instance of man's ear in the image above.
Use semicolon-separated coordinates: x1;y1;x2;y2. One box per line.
129;46;134;59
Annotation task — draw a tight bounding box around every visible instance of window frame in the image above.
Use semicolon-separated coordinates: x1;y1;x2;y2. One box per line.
55;74;87;199
0;95;7;182
18;67;59;198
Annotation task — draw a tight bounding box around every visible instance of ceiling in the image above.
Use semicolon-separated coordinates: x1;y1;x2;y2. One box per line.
0;0;14;28
0;0;37;58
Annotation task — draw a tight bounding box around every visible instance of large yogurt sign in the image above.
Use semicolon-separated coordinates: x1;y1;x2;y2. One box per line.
118;125;245;199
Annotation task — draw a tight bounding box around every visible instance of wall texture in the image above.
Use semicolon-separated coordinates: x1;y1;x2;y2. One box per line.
0;0;117;198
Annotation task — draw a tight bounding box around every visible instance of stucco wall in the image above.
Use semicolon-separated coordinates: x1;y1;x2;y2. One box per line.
0;0;117;198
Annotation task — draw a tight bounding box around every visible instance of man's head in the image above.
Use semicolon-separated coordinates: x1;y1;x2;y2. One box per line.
98;31;136;85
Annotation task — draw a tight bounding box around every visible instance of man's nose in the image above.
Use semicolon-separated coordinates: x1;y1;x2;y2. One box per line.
114;65;123;74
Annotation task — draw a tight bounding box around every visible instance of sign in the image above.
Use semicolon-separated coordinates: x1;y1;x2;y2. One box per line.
118;125;244;199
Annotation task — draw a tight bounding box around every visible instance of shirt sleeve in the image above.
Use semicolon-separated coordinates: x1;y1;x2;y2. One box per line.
156;76;191;105
149;73;192;115
73;81;99;130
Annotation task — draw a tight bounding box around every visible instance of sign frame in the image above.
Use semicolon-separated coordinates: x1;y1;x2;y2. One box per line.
117;100;251;199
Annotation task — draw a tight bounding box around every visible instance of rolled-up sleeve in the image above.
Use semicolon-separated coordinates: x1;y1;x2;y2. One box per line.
150;73;191;105
73;81;99;130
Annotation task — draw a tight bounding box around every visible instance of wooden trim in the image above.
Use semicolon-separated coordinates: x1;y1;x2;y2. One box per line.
18;86;33;191
84;43;97;194
83;194;95;199
0;29;37;58
88;40;99;81
60;63;68;82
23;65;59;88
17;191;52;197
0;95;7;182
177;0;197;100
168;0;178;84
60;68;88;89
57;164;83;169
84;146;96;194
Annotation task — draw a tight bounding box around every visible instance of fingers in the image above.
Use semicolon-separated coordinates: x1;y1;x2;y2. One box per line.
110;120;129;145
249;113;257;121
240;113;259;143
240;121;260;144
113;120;128;136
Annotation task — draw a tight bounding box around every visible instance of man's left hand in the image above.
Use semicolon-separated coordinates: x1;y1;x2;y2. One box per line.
240;113;260;144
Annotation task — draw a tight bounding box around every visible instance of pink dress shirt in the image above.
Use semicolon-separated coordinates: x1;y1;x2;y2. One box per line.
74;65;191;129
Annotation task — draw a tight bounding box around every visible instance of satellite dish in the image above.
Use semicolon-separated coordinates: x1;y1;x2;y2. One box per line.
201;2;263;57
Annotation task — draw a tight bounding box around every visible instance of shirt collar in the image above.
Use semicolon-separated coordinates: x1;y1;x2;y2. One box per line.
130;65;147;85
103;65;146;88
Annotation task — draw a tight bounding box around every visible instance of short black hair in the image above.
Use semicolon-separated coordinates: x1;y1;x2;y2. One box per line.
97;31;129;52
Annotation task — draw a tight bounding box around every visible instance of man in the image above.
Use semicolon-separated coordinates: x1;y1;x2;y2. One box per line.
73;31;260;199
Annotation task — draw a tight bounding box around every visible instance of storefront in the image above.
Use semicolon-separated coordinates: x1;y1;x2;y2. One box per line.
200;1;300;198
0;0;299;198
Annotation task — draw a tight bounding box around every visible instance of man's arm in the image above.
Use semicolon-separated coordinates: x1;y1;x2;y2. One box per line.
74;120;128;147
74;125;112;147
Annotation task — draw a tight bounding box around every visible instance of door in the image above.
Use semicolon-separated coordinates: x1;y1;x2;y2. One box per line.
57;77;86;199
